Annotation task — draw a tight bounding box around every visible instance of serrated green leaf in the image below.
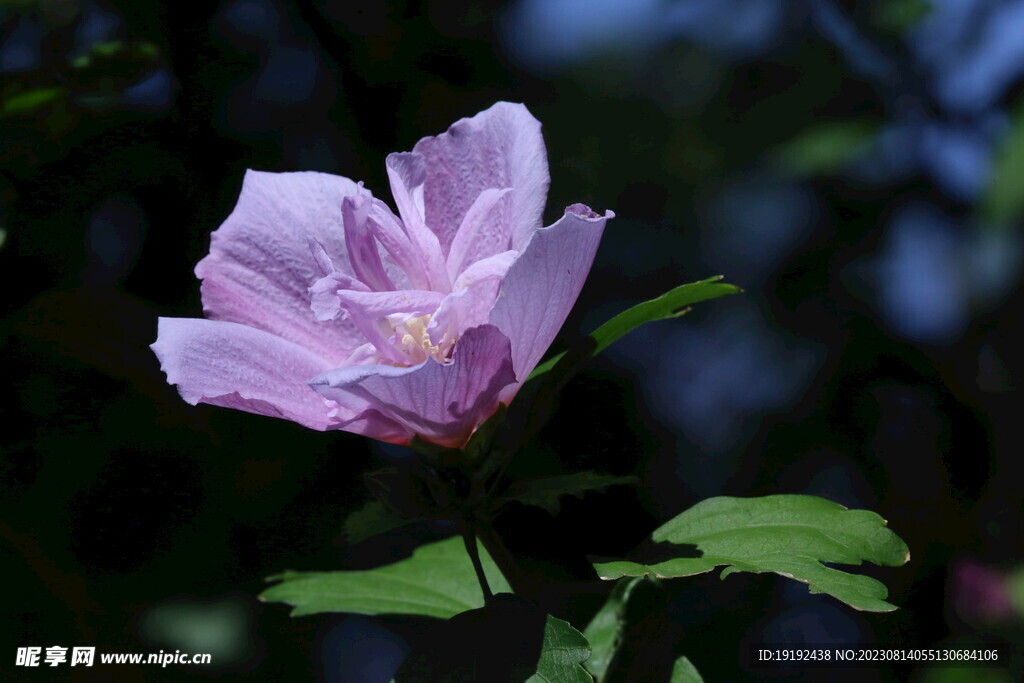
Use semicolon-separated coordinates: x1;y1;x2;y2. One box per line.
496;472;639;516
982;98;1024;228
343;500;414;545
526;615;593;683
528;276;741;382
775;121;877;176
582;577;642;681
261;536;510;619
670;656;704;683
1;87;65;116
593;495;910;612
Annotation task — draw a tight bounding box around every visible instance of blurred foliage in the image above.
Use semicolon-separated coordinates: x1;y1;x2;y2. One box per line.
870;0;933;34
775;120;878;176
3;0;1024;680
981;97;1024;229
1;86;65;116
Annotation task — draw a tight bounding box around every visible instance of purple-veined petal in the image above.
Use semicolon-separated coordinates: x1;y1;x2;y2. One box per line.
413;102;549;254
489;204;612;400
331;408;413;445
343;189;394;292
151;317;336;430
310;324;517;448
385;152;450;292
446;187;514;281
195;170;366;365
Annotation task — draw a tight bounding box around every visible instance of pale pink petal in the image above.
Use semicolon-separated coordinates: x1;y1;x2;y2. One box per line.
308;272;369;322
489;204;612;400
343;190;394;292
452;249;518;291
307;238;335;276
427;280;500;349
151;317;336;430
413;102;549;254
428;251;518;347
384;152;427;226
385;153;450;292
366;198;427;290
335;289;447;319
195;170;366;365
446;187;513;281
309;325;517;448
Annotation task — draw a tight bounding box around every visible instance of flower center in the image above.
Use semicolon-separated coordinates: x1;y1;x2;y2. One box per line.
390;314;456;365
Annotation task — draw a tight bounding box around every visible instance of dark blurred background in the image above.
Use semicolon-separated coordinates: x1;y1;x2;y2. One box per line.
3;0;1024;681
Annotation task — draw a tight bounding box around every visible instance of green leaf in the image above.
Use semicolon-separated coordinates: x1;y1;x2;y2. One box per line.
582;577;642;681
343;500;414;545
593;495;910;612
261;536;510;620
775;121;876;176
526;615;593;683
528;276;741;382
495;472;639;516
670;656;704;683
982;98;1024;228
1;87;66;117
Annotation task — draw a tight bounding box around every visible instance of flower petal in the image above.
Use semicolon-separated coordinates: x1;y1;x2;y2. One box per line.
151;317;336;430
309;324;517;448
332;408;413;445
385;152;450;292
426;250;519;346
366;198;427;290
489;204;612;399
446;187;514;282
195;170;367;365
308;272;368;322
413;102;549;254
343;189;395;292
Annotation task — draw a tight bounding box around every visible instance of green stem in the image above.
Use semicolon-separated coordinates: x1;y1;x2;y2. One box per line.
462;526;494;605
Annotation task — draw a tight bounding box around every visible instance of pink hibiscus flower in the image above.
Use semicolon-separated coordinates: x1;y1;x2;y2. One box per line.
152;102;611;448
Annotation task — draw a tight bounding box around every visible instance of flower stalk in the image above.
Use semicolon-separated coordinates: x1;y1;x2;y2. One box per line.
461;525;494;605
